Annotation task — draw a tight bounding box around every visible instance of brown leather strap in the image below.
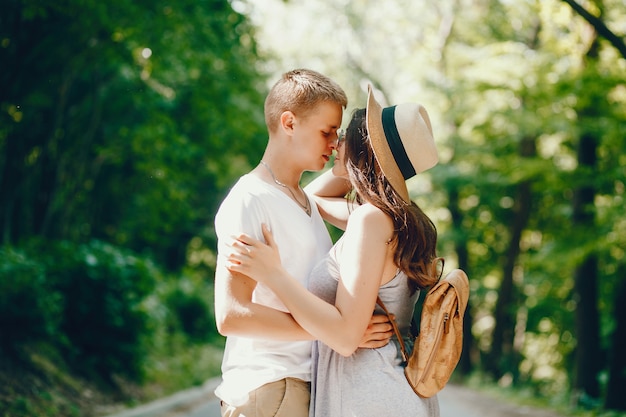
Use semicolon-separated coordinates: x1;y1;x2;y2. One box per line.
375;258;444;364
376;296;409;363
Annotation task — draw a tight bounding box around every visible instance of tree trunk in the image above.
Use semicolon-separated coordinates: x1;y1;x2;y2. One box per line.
0;133;22;244
487;136;536;380
605;276;626;410
571;131;601;402
572;255;601;400
448;186;473;375
571;6;603;401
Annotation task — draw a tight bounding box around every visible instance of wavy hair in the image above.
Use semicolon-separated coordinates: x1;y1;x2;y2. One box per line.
343;108;439;293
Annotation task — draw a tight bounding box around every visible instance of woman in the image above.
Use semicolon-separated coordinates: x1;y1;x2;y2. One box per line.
226;85;441;416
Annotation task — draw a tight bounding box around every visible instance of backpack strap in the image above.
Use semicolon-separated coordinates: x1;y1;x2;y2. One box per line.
376;296;409;364
375;258;444;364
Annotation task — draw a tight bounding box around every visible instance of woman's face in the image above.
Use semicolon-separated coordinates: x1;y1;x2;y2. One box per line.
331;129;348;178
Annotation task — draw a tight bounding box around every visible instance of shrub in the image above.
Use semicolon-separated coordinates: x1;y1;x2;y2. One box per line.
29;239;158;384
0;248;63;355
165;286;216;343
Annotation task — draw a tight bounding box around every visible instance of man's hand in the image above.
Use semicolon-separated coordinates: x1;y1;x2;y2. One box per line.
358;313;394;348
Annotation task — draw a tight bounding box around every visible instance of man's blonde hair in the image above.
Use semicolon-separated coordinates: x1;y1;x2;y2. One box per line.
264;69;348;134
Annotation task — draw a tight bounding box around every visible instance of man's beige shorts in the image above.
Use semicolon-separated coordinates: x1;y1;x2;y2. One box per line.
220;377;310;417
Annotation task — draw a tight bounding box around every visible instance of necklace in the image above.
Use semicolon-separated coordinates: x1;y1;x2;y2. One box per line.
260;160;311;216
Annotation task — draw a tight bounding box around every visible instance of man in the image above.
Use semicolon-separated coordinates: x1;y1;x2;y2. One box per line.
214;69;391;417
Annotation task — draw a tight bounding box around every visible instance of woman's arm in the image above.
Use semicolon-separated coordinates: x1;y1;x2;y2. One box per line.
305;169;351;197
227;206;394;356
216;265;392;346
304;170;353;230
214;261;314;341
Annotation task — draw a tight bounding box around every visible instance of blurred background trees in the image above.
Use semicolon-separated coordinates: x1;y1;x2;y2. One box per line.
0;0;268;413
1;0;625;415
0;0;268;267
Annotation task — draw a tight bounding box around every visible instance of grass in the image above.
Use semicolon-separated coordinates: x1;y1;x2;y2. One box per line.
138;336;225;404
0;337;225;417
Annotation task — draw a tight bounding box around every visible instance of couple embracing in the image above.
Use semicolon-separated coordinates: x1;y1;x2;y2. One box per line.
214;69;441;417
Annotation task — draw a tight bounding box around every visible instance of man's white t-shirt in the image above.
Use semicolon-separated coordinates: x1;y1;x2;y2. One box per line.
214;174;332;406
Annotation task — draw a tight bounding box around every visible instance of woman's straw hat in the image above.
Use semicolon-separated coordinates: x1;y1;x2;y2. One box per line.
366;84;438;202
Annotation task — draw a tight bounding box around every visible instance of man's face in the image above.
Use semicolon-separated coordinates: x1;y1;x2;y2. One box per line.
290;101;343;172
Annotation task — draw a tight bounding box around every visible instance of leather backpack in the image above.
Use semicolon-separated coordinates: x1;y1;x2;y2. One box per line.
377;266;470;398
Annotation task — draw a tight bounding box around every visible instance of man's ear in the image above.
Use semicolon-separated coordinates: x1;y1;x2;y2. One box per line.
280;111;296;135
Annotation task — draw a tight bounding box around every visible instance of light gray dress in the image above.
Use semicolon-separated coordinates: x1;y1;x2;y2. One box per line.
308;239;440;417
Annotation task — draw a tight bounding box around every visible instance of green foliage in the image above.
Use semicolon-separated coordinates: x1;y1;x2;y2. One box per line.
1;0;625;412
163;276;218;344
0;240;159;384
40;240;157;383
142;338;224;396
0;0;269;270
0;239;225;416
0;0;266;401
29;241;159;381
405;0;625;405
0;248;62;353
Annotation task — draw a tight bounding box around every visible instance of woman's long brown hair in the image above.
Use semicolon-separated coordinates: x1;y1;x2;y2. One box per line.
343;108;439;293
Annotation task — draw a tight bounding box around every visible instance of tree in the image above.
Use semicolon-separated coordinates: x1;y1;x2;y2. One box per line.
244;2;625;407
0;0;268;270
605;277;626;410
561;0;626;59
561;1;626;407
